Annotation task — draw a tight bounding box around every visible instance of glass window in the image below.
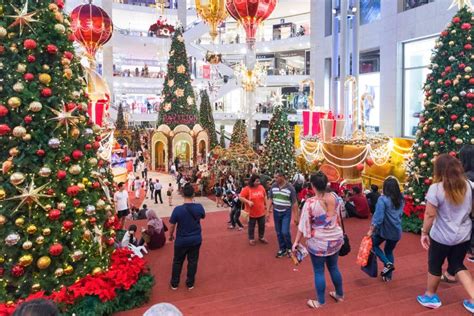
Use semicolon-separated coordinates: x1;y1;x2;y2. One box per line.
402;0;434;11
402;36;436;137
360;0;381;25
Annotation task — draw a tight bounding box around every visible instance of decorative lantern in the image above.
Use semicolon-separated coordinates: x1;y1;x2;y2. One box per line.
70;1;113;58
225;0;277;47
195;0;228;41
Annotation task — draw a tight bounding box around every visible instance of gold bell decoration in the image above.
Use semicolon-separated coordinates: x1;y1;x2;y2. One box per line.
195;0;227;41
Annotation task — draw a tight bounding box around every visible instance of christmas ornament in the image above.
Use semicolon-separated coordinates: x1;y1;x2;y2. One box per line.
64;265;73;275
85;205;96;216
5;233;20;246
57;170;66;180
69;164;81;175
19;255;33;267
11;265;25;277
28;101;42;112
46;44;58;54
41;88;52;97
5;178;52;212
35;236;44;244
62;220;73;231
38;166;52;177
57;202;66;210
92;267;102;275
0;215;6;225
7;97;21;108
22;133;31;141
66;185;80;197
71;250;83;261
16;64;26;73
26;224;37;234
36;149;45;156
31;284;41;292
49;243;63;256
7;2;39;35
10;172;25;185
15;217;25;226
0;105;8;117
42;228;51;236
12;126;26;138
22;241;32;250
48;105;79;135
0;124;11;136
48;138;61;148
37;256;51;269
39;73;51;85
48;209;61;220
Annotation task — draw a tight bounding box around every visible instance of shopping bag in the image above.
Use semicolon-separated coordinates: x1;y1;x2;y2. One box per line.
356;236;373;267
361;251;378;277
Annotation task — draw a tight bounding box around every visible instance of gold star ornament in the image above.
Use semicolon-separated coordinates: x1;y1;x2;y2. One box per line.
47;105;80;136
449;0;473;10
7;1;39;35
4;178;52;213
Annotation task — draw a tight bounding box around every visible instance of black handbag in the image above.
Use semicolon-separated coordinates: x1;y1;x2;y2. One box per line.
338;208;351;257
361;250;378;277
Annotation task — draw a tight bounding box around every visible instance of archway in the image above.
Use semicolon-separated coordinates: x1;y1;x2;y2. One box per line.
198;140;206;164
151;131;168;172
172;132;193;168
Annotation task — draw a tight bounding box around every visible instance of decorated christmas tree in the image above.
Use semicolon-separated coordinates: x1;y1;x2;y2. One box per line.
0;0;153;310
130;128;142;153
260;106;296;178
219;125;226;148
199;90;218;149
404;4;474;233
230;119;249;147
115;102;126;130
157;26;198;128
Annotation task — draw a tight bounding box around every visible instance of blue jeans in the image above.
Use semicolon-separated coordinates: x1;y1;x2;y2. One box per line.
372;234;398;279
309;253;343;304
273;209;292;251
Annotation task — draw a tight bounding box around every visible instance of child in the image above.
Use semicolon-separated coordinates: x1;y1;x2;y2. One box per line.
167;183;174;206
223;190;243;230
121;224;140;247
133;176;142;199
214;184;223;207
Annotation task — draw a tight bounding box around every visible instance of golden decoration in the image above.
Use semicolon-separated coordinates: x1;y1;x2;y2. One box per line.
36;256;51;269
195;0;227;40
449;0;473;10
39;73;52;85
12;126;26;138
6;1;39;35
19;254;33;267
15;217;25;226
0;215;6;225
92;267;103;275
47;105;80;136
42;228;51;236
7;97;21;109
64;265;74;275
57;202;66;210
70;127;80;138
4;177;52;213
35;236;44;244
22;241;32;250
69;164;82;175
0;189;5;200
26;224;37;234
31;284;41;292
175;88;184;97
54;268;64;277
177;65;186;74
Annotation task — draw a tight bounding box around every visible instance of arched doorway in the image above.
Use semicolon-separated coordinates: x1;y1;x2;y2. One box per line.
175;141;191;165
151;132;168;172
155;141;166;171
198;140;206;164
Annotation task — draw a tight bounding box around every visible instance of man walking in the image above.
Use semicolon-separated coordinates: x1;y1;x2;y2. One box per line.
268;171;298;258
168;184;205;290
149;178;155;200
154;179;163;204
114;182;130;229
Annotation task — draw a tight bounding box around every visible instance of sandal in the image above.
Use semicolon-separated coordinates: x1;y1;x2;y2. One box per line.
329;291;344;302
440;272;457;283
307;299;323;309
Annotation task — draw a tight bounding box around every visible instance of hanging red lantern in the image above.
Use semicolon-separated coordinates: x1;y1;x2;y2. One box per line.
70;2;113;57
225;0;277;46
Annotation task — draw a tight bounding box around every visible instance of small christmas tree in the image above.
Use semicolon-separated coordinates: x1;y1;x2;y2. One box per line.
219;125;226;148
157;26;198;128
129;128;142;153
230;119;249;148
115;102;126;130
404;4;474;233
199;90;218;149
260;106;296;178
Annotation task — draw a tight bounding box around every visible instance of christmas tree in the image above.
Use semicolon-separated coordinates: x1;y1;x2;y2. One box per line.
260;106;296;178
230;119;249;148
157;26;198;129
0;0;153;306
115;102;126;130
198;90;218;149
404;4;474;233
130;128;142;153
219;125;226;148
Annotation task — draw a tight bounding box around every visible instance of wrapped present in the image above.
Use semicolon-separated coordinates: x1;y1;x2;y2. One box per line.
302;111;326;136
321;112;345;142
88;99;109;127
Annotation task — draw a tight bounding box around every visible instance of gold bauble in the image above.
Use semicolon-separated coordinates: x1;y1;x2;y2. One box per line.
42;228;51;236
22;241;33;250
38;166;52;177
12;126;26;138
45;204;52;211
64;68;72;80
420;161;427;167
0;257;4;264
57;202;66;210
92;125;101;133
455;138;463;145
83;229;92;241
28;101;42;112
69;164;81;175
54;23;65;34
70;127;80;138
96;199;106;210
0;27;6;38
35;236;44;245
92;267;103;276
38;73;52;85
0;189;5;200
75;208;84;215
0;215;6;225
77;183;85;191
15;217;25;227
42;64;50;71
88;158;98;166
453;123;461;131
26;224;37;234
31;284;41;292
465;66;472;73
10;172;25;185
105;205;112;212
9;147;19;157
464;125;470;130
16;63;26;73
13;82;24;92
19;254;33;267
64;265;74;275
37;256;51;269
7;97;21;109
80;219;87;226
54;268;64;277
22;133;31;141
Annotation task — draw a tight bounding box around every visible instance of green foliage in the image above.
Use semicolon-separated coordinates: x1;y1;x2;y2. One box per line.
260;106;296;179
0;1;115;301
405;7;473;233
115;103;126;130
402;214;423;234
230;120;249;147
157;26;198;128
199;90;218;149
219;125;226;148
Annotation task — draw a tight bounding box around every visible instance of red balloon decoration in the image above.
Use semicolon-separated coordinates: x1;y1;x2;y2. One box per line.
225;0;277;44
70;2;113;56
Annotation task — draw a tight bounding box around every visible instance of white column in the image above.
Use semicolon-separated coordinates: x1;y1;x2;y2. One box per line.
178;0;187;26
101;0;114;103
311;0;325;107
339;0;348;118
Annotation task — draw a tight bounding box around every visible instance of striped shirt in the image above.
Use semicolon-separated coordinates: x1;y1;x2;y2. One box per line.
269;183;297;211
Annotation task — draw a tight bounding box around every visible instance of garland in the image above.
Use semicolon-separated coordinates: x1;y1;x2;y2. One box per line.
0;249;154;315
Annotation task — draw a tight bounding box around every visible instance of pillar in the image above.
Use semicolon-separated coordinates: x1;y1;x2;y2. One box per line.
177;0;187;27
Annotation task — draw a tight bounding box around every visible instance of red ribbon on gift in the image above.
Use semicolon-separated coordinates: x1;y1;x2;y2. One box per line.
303;111;326;136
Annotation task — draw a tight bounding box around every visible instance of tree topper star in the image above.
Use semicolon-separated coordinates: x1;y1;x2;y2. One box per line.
449;0;473;10
7;1;39;35
4;178;52;214
47;105;80;136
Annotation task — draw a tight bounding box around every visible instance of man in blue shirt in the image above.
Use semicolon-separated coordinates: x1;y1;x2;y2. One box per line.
168;183;206;290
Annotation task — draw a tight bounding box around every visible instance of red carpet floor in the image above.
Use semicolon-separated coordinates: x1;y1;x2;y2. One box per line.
115;210;474;316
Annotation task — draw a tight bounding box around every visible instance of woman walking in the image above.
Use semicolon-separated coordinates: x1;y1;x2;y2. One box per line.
367;177;404;282
167;183;174;206
292;172;344;308
417;154;474;313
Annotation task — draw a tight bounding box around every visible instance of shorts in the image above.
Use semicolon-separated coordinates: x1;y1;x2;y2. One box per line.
117;209;130;219
428;237;469;276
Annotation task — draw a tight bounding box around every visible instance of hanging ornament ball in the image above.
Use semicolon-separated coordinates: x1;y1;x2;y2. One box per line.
456;138;464;145
11;265;25;277
10;172;25;185
453;123;462;131
35;236;45;245
70;127;80;138
5;233;20;246
22;241;33;250
29;101;42;112
88;157;98;166
96;199;106;210
16;64;27;73
54;268;64;277
75;207;84;215
37;256;51;269
39;167;52;177
69;164;82;175
0;27;7;38
48;138;61;149
48;209;61;220
466;66;472;73
19;255;33;267
71;250;83;262
92;267;103;276
0;189;5;200
42;228;51;236
39;73;52;85
64;265;74;275
31;284;41;293
12;126;26;138
54;24;66;33
26;225;37;234
7;97;21;109
13;82;24;93
49;243;63;256
0;215;6;225
57;202;66;210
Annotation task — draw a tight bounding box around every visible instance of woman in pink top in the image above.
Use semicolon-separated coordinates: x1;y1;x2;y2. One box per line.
292;172;344;309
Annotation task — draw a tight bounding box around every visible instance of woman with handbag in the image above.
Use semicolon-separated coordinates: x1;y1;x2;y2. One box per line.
292;172;344;309
367;177;404;282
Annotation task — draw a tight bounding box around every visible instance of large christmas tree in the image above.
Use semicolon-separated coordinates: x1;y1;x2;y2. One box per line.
230;119;249;147
404;4;474;233
115;102;126;130
0;0;153;308
157;26;198;128
199;90;218;149
260;106;296;178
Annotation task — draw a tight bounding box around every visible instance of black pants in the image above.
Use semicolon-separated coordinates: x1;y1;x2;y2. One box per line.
230;207;243;228
345;202;368;219
429;238;469;276
171;243;201;288
142;169;148;179
154;190;163;204
248;216;265;240
149;188;154;199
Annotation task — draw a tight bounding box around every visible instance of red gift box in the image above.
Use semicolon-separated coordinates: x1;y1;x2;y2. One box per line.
88;99;110;127
303;111;326;136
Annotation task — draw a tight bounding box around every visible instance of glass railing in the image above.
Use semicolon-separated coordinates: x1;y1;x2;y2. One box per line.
112;0;177;9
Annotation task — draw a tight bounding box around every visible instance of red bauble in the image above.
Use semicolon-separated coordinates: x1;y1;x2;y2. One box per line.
441;71;446;77
423;140;430;146
465;44;472;50
73;199;81;207
23;39;37;50
92;181;100;189
64;51;74;60
48;209;61;220
441;30;448;36
93;141;100;149
89;217;97;224
49;243;63;256
27;55;36;63
451;136;457;141
365;158;374;167
467;93;474;99
68;33;75;42
41;88;52;97
445;66;452;72
439;141;445;146
47;188;55;196
98;160;104;167
56;0;65;9
107;237;115;246
36;149;45;156
24;115;32;124
66;185;80;197
471;117;474;122
469;78;474;85
95;135;101;141
449;151;457;157
0;124;11;136
461;23;471;30
356;164;364;171
66;102;76;111
453;16;461;23
11;265;25;277
459;63;466;69
0;268;4;277
24;73;34;81
57;170;67;180
0;105;8;117
467;103;474;109
85;143;92;150
72;149;83;160
424;178;432;186
437;128;446;135
444;80;452;87
62;220;74;231
450;114;458;121
46;44;58;54
63;155;71;163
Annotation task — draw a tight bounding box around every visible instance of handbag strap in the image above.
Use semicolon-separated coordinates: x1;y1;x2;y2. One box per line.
184;204;199;223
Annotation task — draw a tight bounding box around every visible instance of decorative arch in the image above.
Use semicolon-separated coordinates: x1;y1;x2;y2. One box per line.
172;132;194;167
157;124;171;135
173;124;192;135
196;130;209;164
151;131;169;172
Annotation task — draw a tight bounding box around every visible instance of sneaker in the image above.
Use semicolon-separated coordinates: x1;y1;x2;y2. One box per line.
276;250;287;258
237;227;243;231
381;263;395;277
249;240;256;246
467;256;474;263
417;294;442;309
463;300;474;313
170;285;178;291
259;238;269;244
188;286;194;290
227;225;235;229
